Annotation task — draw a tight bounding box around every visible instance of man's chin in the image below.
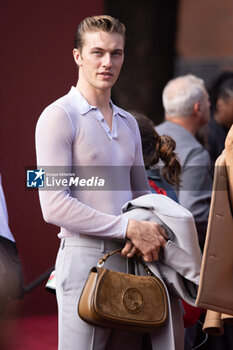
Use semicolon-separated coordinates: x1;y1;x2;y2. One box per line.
96;81;115;91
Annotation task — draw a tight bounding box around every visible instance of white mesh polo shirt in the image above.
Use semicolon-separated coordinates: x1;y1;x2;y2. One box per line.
35;87;150;239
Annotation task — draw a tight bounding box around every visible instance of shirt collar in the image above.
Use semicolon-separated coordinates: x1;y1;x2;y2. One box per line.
110;102;128;119
69;86;128;119
69;86;93;114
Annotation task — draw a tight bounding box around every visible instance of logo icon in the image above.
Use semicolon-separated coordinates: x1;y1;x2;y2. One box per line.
123;288;143;313
26;169;45;188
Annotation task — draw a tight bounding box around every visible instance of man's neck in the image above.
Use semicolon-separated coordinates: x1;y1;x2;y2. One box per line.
166;116;199;135
76;80;113;130
76;80;111;110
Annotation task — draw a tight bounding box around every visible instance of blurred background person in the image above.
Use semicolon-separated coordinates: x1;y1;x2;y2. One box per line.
134;111;204;350
0;174;24;318
133;111;181;202
207;70;233;165
156;74;212;251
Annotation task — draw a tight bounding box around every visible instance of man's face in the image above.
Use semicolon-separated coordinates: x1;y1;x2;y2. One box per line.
216;96;233;128
74;30;124;91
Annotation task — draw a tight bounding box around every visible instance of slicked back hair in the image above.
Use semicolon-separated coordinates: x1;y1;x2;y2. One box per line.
74;15;126;51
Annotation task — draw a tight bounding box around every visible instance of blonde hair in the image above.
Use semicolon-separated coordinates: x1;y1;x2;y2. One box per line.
74;15;126;51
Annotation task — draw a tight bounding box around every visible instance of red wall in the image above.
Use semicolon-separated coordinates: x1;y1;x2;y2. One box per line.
0;0;103;316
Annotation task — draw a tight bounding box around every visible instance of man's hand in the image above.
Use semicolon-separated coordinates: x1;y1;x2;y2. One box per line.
123;219;169;262
121;241;141;259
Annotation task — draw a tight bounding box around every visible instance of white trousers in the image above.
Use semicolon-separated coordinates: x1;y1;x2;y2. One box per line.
55;236;144;350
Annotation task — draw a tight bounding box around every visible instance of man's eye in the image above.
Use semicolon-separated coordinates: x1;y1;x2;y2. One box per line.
92;51;102;56
112;52;122;56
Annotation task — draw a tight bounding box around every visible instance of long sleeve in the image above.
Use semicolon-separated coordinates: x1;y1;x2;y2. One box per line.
177;148;212;249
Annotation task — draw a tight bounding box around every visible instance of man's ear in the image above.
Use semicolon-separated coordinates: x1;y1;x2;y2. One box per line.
193;102;201;115
73;48;82;67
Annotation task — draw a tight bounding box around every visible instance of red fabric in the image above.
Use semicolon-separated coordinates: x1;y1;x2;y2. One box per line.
148;179;167;195
182;300;204;328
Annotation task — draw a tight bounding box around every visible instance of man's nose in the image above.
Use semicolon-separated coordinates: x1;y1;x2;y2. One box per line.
102;53;112;67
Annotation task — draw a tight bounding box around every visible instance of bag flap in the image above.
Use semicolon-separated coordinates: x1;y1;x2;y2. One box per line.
93;269;168;326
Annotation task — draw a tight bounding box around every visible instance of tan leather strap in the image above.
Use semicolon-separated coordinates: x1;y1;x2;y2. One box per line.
97;248;154;276
97;249;122;267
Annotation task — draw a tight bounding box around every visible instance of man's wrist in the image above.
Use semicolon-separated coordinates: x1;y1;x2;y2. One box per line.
126;219;138;241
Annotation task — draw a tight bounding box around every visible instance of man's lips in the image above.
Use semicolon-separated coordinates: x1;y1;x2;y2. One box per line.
98;71;114;77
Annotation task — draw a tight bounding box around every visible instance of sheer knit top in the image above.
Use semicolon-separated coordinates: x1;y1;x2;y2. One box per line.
35;87;150;239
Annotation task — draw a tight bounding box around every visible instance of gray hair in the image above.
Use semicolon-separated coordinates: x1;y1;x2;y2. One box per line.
162;74;206;118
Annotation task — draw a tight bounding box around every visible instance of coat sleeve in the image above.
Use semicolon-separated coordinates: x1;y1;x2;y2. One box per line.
177;148;212;249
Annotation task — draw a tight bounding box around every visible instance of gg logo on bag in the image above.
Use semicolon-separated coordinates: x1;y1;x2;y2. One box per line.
123;288;144;313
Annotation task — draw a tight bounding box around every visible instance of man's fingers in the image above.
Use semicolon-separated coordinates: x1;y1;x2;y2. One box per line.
156;224;169;240
151;249;159;261
156;234;167;249
121;241;139;258
121;241;133;256
126;245;138;258
142;250;159;262
142;254;152;262
153;224;169;248
125;219;169;261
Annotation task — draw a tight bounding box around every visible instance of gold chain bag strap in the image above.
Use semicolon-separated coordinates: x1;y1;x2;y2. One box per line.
78;249;168;332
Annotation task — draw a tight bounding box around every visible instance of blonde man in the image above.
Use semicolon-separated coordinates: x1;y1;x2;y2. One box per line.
36;15;167;350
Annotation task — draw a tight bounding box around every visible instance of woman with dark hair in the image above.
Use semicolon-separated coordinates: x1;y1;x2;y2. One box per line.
133;111;181;202
207;70;233;164
133;112;204;349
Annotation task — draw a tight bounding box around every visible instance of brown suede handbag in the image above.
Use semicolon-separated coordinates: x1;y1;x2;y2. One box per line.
78;249;168;332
